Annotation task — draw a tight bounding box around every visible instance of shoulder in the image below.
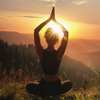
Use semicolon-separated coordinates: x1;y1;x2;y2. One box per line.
56;49;62;62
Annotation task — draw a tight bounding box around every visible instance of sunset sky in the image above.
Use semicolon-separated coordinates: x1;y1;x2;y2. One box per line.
0;0;100;39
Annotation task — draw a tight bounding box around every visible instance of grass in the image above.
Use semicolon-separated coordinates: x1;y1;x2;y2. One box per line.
0;81;100;100
0;67;100;100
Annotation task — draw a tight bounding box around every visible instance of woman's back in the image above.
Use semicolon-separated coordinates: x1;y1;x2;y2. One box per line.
40;49;61;75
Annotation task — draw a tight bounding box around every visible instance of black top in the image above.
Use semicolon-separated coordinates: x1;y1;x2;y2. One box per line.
40;50;61;75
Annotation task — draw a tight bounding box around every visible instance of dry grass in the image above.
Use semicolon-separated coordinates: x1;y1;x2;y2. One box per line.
0;67;100;100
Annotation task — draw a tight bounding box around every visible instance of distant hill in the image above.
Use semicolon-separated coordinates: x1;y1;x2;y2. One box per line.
60;55;97;85
69;39;100;52
69;51;100;72
62;55;96;77
0;38;97;88
1;31;100;54
66;39;100;57
0;31;34;45
0;31;100;73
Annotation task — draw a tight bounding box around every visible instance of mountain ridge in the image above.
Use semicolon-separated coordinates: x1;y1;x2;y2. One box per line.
0;31;100;72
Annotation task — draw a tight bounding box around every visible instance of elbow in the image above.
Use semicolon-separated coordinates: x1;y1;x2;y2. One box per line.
64;31;68;38
34;29;36;35
34;28;39;33
63;33;68;41
63;30;68;36
34;29;39;35
34;29;37;33
66;30;69;35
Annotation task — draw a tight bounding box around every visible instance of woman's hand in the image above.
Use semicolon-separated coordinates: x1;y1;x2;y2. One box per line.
49;7;56;22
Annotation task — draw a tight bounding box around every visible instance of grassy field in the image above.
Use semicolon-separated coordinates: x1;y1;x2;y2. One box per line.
0;81;100;100
0;39;100;100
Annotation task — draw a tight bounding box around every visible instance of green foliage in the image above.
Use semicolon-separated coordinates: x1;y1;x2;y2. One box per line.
0;39;42;77
82;78;90;91
61;55;97;89
0;81;100;100
0;39;100;100
93;73;100;91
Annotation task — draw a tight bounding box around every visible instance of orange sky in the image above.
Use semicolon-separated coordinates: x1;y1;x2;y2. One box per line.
0;0;100;39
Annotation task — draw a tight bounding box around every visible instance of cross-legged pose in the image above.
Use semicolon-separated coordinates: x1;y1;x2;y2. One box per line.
26;7;72;98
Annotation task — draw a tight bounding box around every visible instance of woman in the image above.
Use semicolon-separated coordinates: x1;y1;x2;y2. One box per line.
26;7;72;98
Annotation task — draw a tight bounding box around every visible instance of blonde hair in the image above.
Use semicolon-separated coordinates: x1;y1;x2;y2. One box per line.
44;27;59;44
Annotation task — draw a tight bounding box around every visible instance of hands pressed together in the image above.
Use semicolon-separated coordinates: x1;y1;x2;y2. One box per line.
48;7;68;34
49;7;56;22
34;7;68;35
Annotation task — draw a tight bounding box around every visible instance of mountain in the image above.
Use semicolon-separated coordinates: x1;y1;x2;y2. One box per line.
69;39;100;52
66;39;100;57
58;55;97;87
1;31;100;54
0;31;34;45
68;51;100;72
0;39;98;88
0;31;100;73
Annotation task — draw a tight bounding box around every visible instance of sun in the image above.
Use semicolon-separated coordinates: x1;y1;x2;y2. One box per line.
49;22;64;38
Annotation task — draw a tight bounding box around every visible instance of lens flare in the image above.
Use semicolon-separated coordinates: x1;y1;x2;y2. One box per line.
49;22;64;38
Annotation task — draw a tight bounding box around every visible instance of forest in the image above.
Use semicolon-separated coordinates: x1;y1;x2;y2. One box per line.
0;39;100;100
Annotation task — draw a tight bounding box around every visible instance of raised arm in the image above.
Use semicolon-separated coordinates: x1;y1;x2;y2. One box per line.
56;21;68;61
51;7;69;61
34;9;54;60
34;19;50;59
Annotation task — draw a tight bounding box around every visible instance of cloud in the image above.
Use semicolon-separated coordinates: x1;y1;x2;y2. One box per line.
47;3;56;7
46;3;56;6
5;11;46;19
73;1;88;5
6;15;45;19
7;16;14;17
0;18;6;20
38;0;59;6
39;0;58;3
22;16;44;18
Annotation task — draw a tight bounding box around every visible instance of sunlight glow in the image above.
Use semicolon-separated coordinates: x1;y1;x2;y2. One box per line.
49;22;64;38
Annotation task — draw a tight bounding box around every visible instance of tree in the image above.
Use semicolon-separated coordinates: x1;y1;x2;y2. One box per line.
82;78;90;91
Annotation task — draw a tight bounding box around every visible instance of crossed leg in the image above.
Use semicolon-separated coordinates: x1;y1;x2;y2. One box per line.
60;80;73;94
26;80;73;98
26;82;39;94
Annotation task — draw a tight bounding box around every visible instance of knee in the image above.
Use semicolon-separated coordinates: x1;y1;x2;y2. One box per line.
66;80;73;89
26;83;39;94
62;80;73;90
68;81;73;89
26;83;34;93
26;83;30;92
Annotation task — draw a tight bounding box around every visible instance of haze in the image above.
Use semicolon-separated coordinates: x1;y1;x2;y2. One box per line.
0;0;100;39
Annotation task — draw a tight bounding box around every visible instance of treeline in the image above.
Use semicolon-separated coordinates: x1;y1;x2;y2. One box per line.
0;39;100;90
0;39;43;83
